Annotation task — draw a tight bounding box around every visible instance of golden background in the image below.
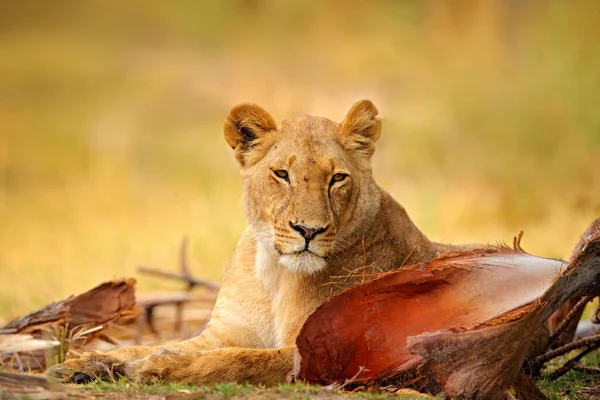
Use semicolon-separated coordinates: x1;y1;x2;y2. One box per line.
1;0;599;319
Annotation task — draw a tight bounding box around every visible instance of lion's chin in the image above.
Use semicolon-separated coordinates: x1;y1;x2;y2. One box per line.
279;251;327;275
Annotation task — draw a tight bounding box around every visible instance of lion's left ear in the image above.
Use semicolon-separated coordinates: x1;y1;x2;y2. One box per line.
224;103;278;167
338;100;382;157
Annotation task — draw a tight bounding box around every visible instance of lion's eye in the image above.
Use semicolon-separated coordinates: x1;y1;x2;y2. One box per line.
274;170;289;182
331;173;348;185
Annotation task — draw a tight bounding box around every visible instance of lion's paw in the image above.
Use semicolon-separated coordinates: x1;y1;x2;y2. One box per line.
127;349;190;384
47;352;127;384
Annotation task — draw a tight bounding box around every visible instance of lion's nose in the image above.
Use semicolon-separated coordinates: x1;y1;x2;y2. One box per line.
290;222;327;241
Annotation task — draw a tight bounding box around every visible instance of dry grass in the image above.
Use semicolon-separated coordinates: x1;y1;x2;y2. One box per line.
1;0;599;319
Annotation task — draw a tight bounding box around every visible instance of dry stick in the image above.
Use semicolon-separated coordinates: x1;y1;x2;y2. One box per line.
177;237;190;332
547;340;600;380
532;333;600;367
573;366;600;374
138;238;220;337
548;296;594;346
179;236;194;291
139;237;220;291
137;267;220;292
180;236;190;275
592;298;600;324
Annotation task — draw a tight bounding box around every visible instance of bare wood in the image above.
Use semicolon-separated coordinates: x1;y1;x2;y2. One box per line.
532;333;600;366
548;296;594;346
546;223;600;348
1;279;139;371
547;339;600;380
2;298;71;333
511;372;548;400
180;237;191;282
0;371;89;399
2;279;138;334
138;267;220;292
592;298;600;324
138;237;221;292
136;238;220;336
0;334;59;353
135;291;217;307
573;365;600;374
134;291;217;337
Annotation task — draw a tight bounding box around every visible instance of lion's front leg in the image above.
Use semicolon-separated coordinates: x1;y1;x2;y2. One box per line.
130;347;295;386
47;345;160;383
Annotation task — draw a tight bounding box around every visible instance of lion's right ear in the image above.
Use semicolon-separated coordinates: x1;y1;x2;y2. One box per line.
338;100;382;158
223;103;277;167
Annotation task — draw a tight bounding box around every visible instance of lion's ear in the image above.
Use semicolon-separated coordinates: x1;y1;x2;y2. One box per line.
224;103;277;167
338;100;382;157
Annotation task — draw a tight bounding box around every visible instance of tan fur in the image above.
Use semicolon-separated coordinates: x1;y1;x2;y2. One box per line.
48;100;438;385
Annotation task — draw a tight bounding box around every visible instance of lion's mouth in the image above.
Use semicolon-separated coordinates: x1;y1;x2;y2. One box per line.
291;248;323;258
278;249;328;274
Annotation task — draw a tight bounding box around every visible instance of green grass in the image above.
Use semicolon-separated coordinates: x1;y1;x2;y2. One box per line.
538;370;598;400
71;350;599;399
79;380;430;399
538;350;600;400
79;378;199;396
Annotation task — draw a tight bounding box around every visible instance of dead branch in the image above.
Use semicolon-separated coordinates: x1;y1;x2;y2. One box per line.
573;365;600;374
0;335;59;353
136;238;220;338
1;279;138;371
138;238;220;292
592;299;600;324
138;267;220;292
548;296;594;346
133;291;217;339
546;339;600;380
3;279;138;335
531;333;600;367
0;370;50;389
2;299;70;333
0;370;87;399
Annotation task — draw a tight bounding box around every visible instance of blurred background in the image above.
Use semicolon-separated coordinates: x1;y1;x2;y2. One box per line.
1;0;599;320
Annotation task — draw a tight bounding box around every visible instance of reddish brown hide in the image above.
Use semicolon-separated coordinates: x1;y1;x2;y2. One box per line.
295;249;565;384
294;219;600;399
408;220;600;399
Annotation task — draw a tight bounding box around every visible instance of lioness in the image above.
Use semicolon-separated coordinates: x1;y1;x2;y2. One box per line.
50;100;440;385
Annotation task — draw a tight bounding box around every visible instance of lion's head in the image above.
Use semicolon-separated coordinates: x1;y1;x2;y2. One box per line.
224;100;383;274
